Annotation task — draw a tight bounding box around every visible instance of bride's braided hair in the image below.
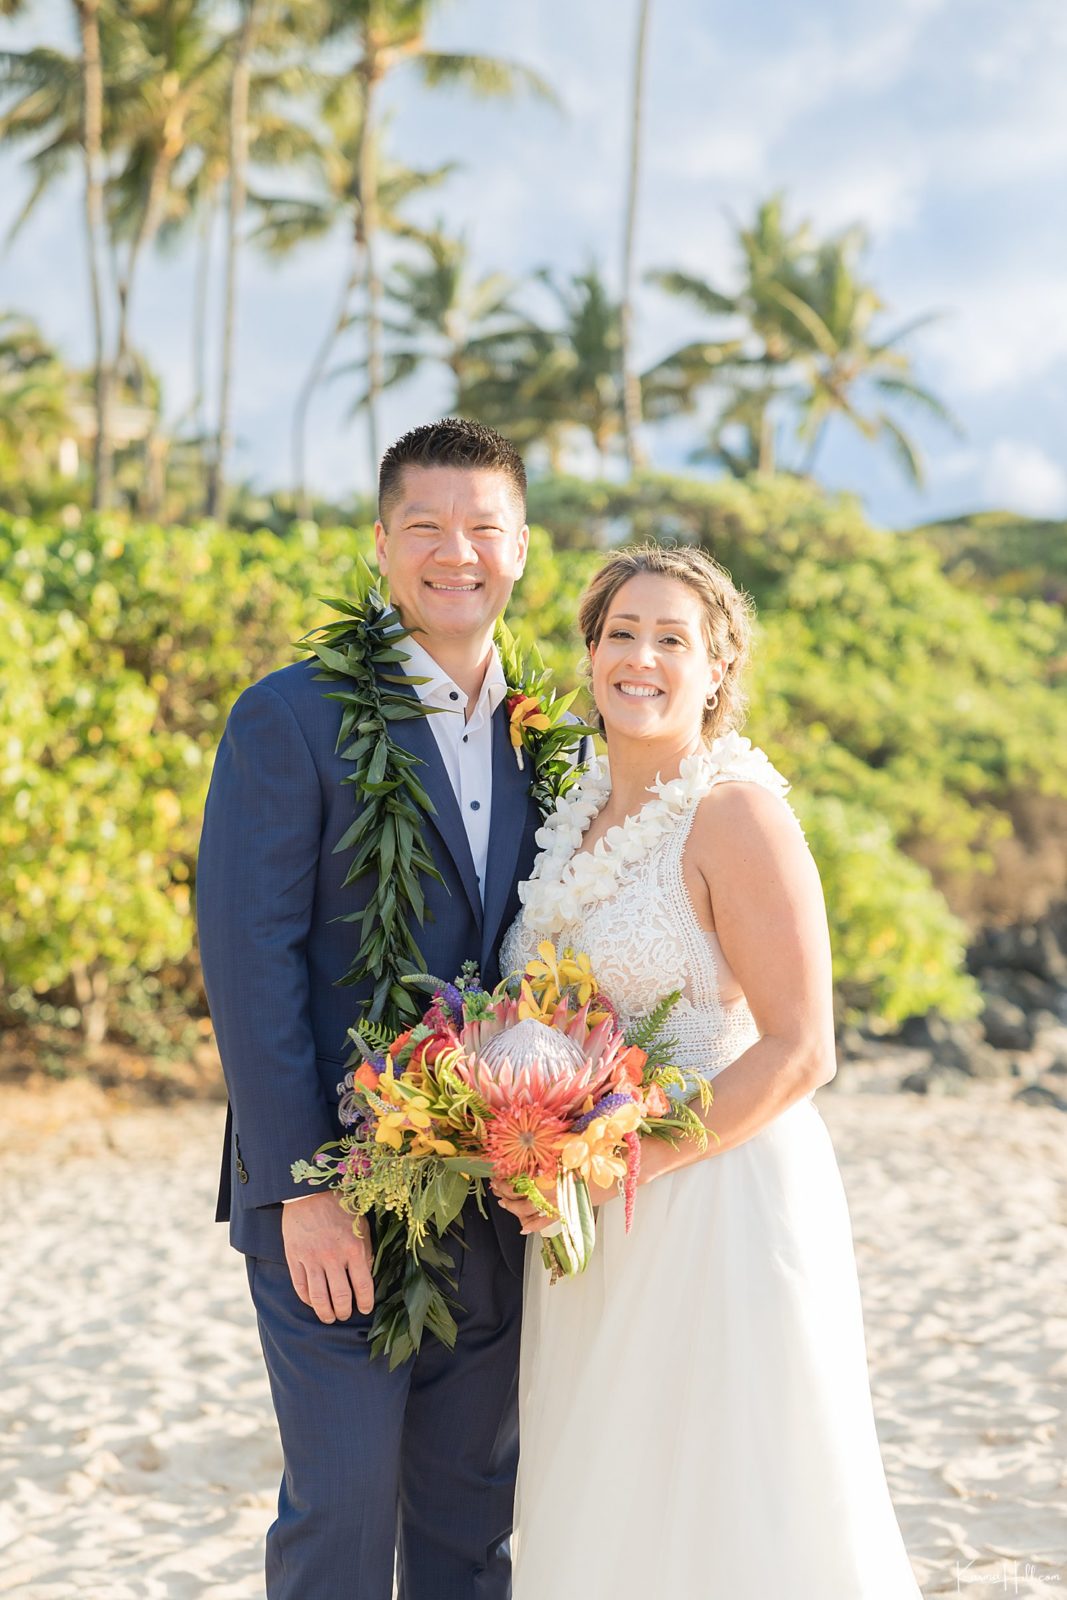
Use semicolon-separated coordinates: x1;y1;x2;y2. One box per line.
577;543;755;741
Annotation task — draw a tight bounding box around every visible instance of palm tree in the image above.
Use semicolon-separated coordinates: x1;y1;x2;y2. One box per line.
459;263;692;474
103;3;235;378
320;0;556;479
620;0;651;474
0;312;73;491
73;0;110;506
645;193;809;472
206;0;262;521
648;194;955;483
457;266;624;472
341;228;521;410
0;0;115;504
691;379;782;477
251;74;451;514
0;1;238;504
784;227;956;484
157;52;319;505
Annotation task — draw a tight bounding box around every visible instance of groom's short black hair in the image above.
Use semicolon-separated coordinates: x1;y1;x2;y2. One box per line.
378;417;527;523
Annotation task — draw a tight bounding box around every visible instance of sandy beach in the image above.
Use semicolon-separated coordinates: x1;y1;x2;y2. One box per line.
1;1074;1064;1599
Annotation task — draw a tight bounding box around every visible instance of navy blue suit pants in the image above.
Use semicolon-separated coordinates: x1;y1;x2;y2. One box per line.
246;1205;522;1600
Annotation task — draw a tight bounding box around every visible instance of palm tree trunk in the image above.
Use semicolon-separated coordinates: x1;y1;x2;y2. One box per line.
620;0;651;475
71;958;109;1058
758;403;775;474
115;134;179;380
74;0;113;510
169;191;215;467
292;242;361;518
800;419;827;478
208;2;259;521
358;56;382;483
193;189;215;463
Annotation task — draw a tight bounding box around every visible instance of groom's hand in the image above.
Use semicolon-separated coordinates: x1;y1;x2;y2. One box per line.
281;1191;374;1324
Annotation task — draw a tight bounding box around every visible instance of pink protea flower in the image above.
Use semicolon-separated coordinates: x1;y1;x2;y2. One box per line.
455;1008;636;1122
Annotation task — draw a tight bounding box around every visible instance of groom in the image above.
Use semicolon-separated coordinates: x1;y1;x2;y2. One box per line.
197;418;547;1599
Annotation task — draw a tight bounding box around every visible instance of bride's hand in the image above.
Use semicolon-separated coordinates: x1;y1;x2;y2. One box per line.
490;1177;556;1234
490;1174;619;1234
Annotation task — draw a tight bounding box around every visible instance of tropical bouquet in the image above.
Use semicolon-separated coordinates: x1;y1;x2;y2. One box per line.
292;943;715;1367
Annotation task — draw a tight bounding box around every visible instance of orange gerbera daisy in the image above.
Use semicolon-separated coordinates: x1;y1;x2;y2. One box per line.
485;1105;569;1181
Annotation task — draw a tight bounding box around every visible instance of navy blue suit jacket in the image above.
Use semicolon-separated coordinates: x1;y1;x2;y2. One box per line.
196;657;547;1266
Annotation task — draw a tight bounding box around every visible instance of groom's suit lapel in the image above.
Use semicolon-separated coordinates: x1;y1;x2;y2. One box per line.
385;686;484;929
480;703;532;972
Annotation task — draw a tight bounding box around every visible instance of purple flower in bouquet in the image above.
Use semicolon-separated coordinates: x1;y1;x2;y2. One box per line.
572;1091;635;1133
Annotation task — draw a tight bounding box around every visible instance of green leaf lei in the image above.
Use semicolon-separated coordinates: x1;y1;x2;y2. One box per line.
296;555;594;1034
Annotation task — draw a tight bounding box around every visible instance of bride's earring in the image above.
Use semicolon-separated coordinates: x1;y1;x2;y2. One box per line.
705;689;720;710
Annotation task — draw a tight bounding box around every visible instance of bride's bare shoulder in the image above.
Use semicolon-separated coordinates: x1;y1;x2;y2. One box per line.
688;778;807;861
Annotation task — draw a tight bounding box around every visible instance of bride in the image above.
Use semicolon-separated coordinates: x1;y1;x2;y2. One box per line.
495;544;923;1599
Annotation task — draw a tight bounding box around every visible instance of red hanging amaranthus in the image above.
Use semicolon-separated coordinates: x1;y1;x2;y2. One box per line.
623;1130;641;1232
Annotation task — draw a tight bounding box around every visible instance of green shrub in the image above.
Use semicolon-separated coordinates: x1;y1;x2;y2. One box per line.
5;478;1064;1048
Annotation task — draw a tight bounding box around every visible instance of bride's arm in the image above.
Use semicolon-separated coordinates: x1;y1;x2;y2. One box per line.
495;779;837;1229
640;778;837;1187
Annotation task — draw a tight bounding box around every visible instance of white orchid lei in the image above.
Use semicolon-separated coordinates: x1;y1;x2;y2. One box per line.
518;730;791;935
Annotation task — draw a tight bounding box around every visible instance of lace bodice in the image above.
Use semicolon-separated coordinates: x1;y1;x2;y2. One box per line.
500;734;802;1082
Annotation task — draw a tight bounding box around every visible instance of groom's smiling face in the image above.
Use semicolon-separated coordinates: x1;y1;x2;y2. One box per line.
374;465;529;648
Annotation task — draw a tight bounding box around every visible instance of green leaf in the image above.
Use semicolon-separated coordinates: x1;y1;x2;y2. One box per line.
424;1293;459;1349
308;641;359;674
439;1155;495;1177
431;1168;471;1233
332;803;375;855
366;738;388;786
379;816;396;881
402;1266;434;1347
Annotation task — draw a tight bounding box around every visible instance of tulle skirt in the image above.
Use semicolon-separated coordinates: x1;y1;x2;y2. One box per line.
512;1096;923;1600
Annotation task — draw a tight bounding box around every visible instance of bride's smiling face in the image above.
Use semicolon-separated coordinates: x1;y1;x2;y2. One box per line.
590;573;725;748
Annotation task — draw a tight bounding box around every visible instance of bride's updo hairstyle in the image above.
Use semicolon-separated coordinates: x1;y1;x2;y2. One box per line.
578;543;755;742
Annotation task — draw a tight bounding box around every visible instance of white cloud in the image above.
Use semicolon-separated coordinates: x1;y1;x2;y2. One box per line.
649;0;951;189
979;439;1067;517
924;274;1067;396
793;159;923;238
941;438;1067;518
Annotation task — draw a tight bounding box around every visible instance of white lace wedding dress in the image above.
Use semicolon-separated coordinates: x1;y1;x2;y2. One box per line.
500;734;923;1600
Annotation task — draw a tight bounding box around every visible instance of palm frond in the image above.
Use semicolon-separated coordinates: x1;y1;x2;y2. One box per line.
645;268;736;317
415;51;560;109
873;376;962;434
877;412;924;486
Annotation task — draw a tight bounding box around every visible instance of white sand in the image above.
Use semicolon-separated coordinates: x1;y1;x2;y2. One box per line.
1;1076;1064;1599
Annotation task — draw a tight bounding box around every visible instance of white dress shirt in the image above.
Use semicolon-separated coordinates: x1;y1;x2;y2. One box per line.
400;636;508;902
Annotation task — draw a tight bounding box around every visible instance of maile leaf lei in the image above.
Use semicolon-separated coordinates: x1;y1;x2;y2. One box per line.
296;556;593;1033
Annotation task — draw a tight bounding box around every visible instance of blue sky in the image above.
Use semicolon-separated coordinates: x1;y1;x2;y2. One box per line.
3;0;1066;526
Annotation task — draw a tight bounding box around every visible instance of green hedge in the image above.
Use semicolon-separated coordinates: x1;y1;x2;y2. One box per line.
6;477;1064;1045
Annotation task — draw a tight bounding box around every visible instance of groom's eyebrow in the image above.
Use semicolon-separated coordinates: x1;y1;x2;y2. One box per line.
402;505;504;519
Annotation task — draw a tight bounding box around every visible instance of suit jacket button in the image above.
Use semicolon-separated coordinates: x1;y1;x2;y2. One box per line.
237;1158;249;1184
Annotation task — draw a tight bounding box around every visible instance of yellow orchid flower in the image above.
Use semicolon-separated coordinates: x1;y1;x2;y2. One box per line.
525;939;562;992
507;693;552;769
375;1113;408;1149
557;948;599;1006
560;1101;641;1186
517;977;555;1024
560;1130;628;1190
378;1068;433;1125
589;1150;628;1188
410;1131;458;1158
601;1102;642;1140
